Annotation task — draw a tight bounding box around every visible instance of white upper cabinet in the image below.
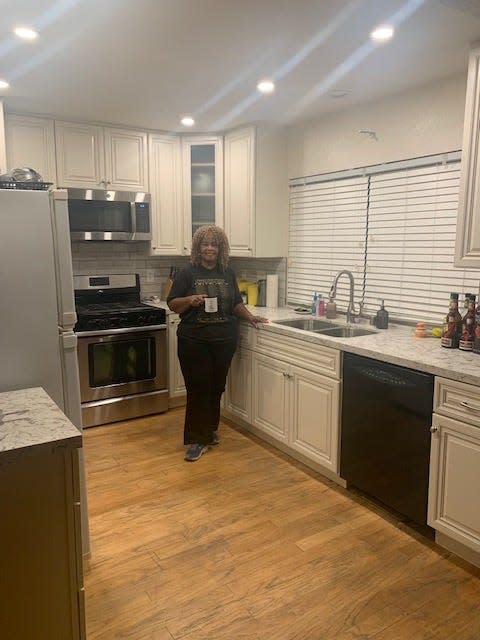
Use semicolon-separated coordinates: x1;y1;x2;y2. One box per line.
55;121;148;191
181;136;223;254
149;134;183;255
455;44;480;267
224;124;288;258
5;114;57;183
104;127;148;191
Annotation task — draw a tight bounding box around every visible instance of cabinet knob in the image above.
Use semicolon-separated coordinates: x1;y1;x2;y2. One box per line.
430;426;438;433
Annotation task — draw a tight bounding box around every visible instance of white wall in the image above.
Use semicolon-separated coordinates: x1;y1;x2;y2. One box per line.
287;73;467;179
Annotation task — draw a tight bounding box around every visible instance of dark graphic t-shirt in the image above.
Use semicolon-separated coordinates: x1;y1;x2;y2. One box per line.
167;264;243;341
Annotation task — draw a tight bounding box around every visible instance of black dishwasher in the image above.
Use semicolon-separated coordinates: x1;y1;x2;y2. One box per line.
340;353;434;526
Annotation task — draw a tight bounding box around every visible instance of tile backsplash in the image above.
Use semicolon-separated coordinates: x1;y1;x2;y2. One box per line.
71;242;287;305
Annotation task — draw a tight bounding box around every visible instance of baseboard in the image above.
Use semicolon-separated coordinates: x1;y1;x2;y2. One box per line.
436;532;480;569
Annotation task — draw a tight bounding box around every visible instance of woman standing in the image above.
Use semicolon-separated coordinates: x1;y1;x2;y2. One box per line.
167;225;268;461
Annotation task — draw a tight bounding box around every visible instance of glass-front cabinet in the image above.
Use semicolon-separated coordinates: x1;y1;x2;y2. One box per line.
182;136;223;253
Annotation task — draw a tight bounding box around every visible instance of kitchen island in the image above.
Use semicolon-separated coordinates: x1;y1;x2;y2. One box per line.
0;387;86;640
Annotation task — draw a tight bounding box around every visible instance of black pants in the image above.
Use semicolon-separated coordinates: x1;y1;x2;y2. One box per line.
177;336;237;445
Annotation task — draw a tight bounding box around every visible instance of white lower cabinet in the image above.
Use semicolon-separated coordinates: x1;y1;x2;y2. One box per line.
225;346;252;423
252;351;340;471
428;377;480;555
167;314;186;405
224;326;341;476
252;351;289;444
289;364;340;473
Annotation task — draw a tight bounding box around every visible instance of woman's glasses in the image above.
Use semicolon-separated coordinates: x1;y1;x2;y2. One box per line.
200;241;218;248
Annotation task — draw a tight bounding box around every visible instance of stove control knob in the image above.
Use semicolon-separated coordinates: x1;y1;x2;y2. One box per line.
136;315;146;325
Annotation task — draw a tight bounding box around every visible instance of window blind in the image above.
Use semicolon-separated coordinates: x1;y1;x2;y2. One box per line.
288;154;480;324
288;175;368;311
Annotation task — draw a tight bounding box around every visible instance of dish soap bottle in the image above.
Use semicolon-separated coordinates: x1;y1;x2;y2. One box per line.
311;292;318;315
325;296;337;319
375;300;389;329
316;294;325;317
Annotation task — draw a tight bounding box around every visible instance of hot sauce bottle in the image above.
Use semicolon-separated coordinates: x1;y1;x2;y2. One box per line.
473;295;480;354
459;294;476;351
441;292;462;349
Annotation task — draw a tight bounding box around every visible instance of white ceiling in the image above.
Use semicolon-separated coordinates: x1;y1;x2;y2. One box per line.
1;0;480;133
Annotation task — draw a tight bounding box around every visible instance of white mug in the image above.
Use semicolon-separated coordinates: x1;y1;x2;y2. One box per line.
204;297;218;313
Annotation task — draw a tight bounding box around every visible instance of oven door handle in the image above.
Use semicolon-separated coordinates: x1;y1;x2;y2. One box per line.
76;324;167;338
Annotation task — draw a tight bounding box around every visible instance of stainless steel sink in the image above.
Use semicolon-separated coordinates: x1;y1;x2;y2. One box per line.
314;326;377;338
273;318;338;331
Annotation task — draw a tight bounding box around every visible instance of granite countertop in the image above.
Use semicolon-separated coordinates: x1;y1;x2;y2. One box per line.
144;297;480;386
0;387;82;462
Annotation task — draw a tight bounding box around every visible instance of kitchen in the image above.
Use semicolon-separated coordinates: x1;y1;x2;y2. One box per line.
1;1;480;638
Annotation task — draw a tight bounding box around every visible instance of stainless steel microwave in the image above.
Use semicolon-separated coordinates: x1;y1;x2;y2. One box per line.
67;188;151;241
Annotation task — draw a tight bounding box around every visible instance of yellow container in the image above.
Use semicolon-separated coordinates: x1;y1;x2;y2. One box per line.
236;278;247;293
247;283;258;306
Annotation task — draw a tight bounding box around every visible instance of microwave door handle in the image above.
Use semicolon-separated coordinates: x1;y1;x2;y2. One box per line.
131;202;136;236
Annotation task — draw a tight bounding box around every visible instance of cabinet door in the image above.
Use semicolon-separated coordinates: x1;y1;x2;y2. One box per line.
182;137;223;253
168;315;186;398
5;114;56;183
252;351;288;443
428;413;480;553
149;134;183;254
104;127;148;191
289;365;340;473
55;121;104;188
224;126;255;257
455;45;480;267
225;346;252;422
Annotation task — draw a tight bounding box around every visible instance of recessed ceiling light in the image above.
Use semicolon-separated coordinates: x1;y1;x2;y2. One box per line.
257;80;275;94
14;26;38;40
329;89;348;99
0;80;10;89
370;25;394;41
181;116;195;127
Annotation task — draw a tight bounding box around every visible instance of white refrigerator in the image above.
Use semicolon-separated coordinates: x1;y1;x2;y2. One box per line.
0;187;89;552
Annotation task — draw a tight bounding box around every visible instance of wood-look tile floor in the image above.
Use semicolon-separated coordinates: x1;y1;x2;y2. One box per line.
83;409;480;639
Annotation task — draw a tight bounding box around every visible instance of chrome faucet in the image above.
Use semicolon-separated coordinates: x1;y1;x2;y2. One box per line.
329;270;357;323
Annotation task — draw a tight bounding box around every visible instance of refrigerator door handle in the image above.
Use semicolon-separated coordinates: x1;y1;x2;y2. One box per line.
50;189;77;331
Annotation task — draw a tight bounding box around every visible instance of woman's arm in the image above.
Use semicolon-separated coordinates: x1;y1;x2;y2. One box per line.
233;302;269;328
168;294;206;315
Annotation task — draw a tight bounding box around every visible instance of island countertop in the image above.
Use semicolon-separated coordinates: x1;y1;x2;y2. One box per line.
0;387;82;462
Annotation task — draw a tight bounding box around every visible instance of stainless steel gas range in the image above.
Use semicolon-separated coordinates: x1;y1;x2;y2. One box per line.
74;274;168;427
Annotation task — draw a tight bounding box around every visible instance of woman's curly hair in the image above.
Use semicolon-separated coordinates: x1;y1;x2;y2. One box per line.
190;225;230;271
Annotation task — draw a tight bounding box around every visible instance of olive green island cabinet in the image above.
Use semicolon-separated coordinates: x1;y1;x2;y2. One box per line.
0;387;85;640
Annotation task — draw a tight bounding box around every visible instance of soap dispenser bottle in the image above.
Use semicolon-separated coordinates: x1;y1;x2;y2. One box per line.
375;300;389;329
325;296;337;319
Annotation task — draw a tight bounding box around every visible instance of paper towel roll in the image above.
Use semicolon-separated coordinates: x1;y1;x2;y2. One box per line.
266;274;279;308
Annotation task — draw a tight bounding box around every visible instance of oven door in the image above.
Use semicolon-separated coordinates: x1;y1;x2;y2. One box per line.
77;326;167;403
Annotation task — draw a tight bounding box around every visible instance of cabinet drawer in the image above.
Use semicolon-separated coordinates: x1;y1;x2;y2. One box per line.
256;329;340;379
434;377;480;428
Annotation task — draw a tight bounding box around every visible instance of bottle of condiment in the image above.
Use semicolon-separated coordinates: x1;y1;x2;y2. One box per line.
375;300;389;329
441;292;462;349
316;294;325;317
472;296;480;354
325;297;337;319
459;294;476;351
